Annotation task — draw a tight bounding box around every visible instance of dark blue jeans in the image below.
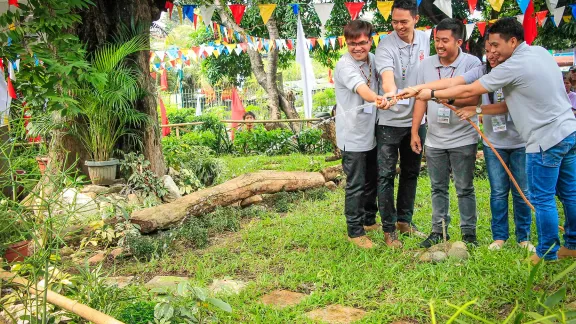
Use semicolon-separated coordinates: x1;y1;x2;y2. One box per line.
526;132;576;260
484;146;532;243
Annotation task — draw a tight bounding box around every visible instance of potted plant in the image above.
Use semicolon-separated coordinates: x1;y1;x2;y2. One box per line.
35;142;50;175
72;34;150;185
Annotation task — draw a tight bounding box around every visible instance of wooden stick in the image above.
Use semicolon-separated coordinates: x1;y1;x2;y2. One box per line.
160;118;322;127
0;270;124;324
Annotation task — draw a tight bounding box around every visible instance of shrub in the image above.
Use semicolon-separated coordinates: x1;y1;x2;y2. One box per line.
116;301;156;324
203;207;241;234
120;153;168;198
233;126;294;155
125;233;171;260
313;88;336;113
176;217;209;248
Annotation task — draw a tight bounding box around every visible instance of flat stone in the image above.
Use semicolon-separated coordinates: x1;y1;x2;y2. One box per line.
241;195;263;208
305;305;366;324
430;251;448;262
566;301;576;310
88;251;106;265
209;279;247;295
110;247;124;259
428;242;451;252
162;175;182;203
145;276;189;291
105;276;134;289
448;247;469;260
60;246;74;256
419;252;432;262
60;188;99;218
324;181;337;191
451;241;467;250
261;290;306;308
108;184;124;194
83;192;98;199
81;185;109;195
127;193;140;205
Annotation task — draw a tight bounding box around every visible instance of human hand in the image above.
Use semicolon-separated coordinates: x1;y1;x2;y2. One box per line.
397;87;419;99
416;89;432;101
455;106;477;120
410;133;422;154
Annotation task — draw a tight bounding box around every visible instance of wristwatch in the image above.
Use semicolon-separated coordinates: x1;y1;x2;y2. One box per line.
431;90;437;101
476;103;483;115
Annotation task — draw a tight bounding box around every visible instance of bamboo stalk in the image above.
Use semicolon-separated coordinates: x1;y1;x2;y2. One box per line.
160;118;322;128
0;270;124;324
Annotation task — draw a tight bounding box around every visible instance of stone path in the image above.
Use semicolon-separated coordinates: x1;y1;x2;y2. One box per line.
305;305;366;324
261;290;306;308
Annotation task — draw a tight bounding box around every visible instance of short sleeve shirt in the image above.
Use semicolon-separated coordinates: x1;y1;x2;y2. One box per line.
374;30;430;127
479;43;576;153
417;51;482;149
334;52;379;152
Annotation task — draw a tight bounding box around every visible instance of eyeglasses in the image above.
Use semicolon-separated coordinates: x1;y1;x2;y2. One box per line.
346;40;371;48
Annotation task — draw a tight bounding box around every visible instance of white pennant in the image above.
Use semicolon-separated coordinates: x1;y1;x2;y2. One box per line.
424;28;433;40
546;0;558;12
234;47;243;55
156;51;166;61
465;23;475;40
553;6;564;26
275;39;283;51
200;5;216;27
8;63;15;81
542;16;548;26
329;37;336;49
516;14;525;24
434;0;452;18
314;3;334;26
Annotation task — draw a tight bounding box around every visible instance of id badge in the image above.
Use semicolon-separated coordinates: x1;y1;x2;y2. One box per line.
437;107;451;124
492;115;507;132
363;104;374;114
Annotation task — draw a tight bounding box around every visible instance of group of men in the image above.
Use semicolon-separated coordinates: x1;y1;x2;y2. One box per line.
334;0;576;263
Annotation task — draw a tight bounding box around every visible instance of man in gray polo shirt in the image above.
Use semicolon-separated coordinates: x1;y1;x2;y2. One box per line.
414;17;576;263
411;18;481;248
374;0;430;247
335;20;389;249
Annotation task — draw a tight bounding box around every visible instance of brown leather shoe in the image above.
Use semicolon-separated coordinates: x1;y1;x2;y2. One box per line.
558;246;576;259
363;224;381;232
348;236;375;249
396;222;426;238
384;231;403;248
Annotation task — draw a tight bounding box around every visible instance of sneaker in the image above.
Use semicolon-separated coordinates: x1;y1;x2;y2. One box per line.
348;236;375;249
396;222;427;238
420;232;450;249
363;223;381;232
558;246;576;259
518;241;536;253
489;240;505;251
384;231;403;248
462;234;478;247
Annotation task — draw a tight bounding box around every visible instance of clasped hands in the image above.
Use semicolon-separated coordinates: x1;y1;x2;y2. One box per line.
397;87;477;120
374;94;397;110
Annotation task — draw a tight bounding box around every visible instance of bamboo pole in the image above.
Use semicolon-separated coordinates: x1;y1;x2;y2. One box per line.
160;118;322;128
0;270;124;324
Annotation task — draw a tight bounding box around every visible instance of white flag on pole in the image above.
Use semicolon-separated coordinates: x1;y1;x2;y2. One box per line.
296;14;316;119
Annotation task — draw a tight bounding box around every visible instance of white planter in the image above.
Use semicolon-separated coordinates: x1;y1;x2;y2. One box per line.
85;159;119;185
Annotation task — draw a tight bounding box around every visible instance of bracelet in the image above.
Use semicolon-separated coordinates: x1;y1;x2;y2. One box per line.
408;86;420;94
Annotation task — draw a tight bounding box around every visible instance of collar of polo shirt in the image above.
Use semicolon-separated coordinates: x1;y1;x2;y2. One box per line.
432;48;465;68
347;52;370;66
393;30;418;48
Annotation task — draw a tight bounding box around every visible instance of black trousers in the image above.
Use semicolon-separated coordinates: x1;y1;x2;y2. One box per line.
376;124;427;232
342;148;378;238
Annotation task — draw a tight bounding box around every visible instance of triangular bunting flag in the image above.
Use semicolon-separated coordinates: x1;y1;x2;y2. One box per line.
488;0;505;12
291;4;300;15
8;0;18;7
465;23;475;40
314;3;335;26
329;37;336;49
476;21;487;36
517;0;530;14
523;0;537;44
372;34;380;47
258;4;277;25
165;1;174;19
177;6;183;24
563;15;572;22
200;5;216;27
377;1;394;20
434;0;452;17
194;14;198;29
318;38;326;48
183;5;196;22
417;0;422;6
536;10;549;26
228;4;246;25
546;0;558;12
467;0;477;13
553;6;564;26
310;38;317;48
7;78;16;99
571;5;576;19
345;2;365;20
516;14;525;24
338;36;345;47
234;47;243;55
286;39;294;50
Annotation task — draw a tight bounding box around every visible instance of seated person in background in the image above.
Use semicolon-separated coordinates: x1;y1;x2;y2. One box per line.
238;111;256;132
566;77;576;115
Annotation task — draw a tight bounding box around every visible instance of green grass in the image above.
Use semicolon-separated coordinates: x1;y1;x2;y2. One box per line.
115;155;576;323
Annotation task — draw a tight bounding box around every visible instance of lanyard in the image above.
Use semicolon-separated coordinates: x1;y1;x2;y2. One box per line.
395;34;414;84
437;67;456;80
358;57;373;88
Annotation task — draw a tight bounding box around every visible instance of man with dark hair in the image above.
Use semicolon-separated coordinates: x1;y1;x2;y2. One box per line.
335;20;390;249
411;18;481;248
373;0;430;248
411;17;576;263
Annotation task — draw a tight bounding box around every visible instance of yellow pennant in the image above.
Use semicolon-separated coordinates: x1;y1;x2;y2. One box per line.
318;38;325;49
372;34;380;47
376;1;393;20
489;19;498;23
258;4;277;25
488;0;504;12
213;50;220;58
177;6;183;24
563;15;572;23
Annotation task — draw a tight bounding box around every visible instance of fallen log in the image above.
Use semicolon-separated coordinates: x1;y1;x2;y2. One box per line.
131;171;326;233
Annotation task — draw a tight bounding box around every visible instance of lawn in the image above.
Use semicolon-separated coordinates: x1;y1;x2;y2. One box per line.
114;154;576;323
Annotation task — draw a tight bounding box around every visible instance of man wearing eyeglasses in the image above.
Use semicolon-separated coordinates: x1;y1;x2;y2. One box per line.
335;20;391;249
373;0;430;248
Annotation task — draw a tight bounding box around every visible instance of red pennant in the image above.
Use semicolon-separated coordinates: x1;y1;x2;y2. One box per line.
8;0;18;7
467;0;477;13
286;39;294;50
230;88;245;140
159;97;171;137
536;10;548;26
0;59;4;72
193;14;198;29
192;47;200;56
310;38;317;48
165;1;174;19
150;72;157;79
160;69;168;91
7;77;17;99
345;2;365;20
476;21;487;36
523;0;537;45
229;4;246;25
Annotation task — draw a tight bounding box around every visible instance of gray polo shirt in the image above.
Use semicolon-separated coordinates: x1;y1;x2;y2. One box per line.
463;65;525;149
375;30;430;127
334;52;379;152
479;42;576;153
417;50;482;149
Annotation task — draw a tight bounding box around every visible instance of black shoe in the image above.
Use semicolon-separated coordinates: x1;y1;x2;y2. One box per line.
462;234;478;247
420;232;450;248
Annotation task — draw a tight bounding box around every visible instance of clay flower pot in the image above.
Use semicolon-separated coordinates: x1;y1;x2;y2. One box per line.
36;156;50;175
4;240;30;263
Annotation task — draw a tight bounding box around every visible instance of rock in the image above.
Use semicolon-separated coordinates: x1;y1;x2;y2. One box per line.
60;188;99;218
448;247;469;260
105;276;134;289
162;175;182;203
145;276;189;291
83;192;98;199
88;251;106;265
428;242;451;252
127;193;140;205
209;279;247;295
419;252;432;262
451;241;467;250
60;246;74;256
324;181;337;191
430;251;448;262
110;247;124;259
305;305;367;324
81;185;109;195
240;195;263;208
108;184;124;194
261;290;306;308
567;300;576;311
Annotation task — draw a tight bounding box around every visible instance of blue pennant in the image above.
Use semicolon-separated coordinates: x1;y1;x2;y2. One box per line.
290;4;299;15
182;5;196;22
516;0;530;14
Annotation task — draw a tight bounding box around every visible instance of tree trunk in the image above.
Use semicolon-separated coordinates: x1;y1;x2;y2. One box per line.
214;0;301;133
74;0;166;176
